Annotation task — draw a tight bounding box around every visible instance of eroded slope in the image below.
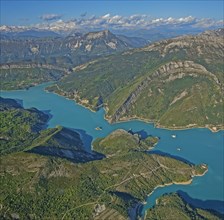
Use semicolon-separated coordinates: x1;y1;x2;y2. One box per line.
51;29;224;130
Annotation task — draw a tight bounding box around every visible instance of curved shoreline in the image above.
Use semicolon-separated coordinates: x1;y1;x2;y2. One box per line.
44;84;223;133
2;82;223;133
140;167;208;219
105;115;223;133
2;84;223;133
73;97;224;133
146;167;208;198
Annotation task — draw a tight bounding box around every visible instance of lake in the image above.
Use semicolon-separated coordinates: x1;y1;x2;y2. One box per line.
1;82;224;214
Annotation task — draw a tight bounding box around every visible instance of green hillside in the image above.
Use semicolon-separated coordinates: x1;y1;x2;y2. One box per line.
0;97;103;163
50;29;224;131
0;65;65;90
1;129;209;219
0;97;214;219
145;193;223;220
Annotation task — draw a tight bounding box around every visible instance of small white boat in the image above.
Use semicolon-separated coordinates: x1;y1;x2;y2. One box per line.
171;134;176;138
95;126;102;130
177;148;181;151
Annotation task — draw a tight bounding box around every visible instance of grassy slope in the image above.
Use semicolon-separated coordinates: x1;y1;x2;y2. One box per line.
0;97;84;155
0;67;63;90
0;99;49;154
51;30;224;130
1;127;208;219
145;193;222;220
0;97;217;219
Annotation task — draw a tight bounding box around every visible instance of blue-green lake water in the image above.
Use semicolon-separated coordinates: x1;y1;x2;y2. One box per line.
1;83;224;214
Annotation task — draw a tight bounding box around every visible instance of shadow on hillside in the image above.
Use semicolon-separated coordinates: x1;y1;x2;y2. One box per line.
71;128;93;152
28;127;105;163
128;129;160;140
148;150;194;165
177;190;224;215
15;98;23;107
41;109;53;129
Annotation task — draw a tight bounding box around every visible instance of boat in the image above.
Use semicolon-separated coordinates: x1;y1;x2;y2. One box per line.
171;134;176;138
95;126;102;130
177;148;181;151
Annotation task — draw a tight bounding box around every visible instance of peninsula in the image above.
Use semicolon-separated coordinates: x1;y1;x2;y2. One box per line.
0;98;213;219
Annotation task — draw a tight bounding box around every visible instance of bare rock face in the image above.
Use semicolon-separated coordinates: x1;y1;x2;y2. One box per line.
85;30;111;40
140;28;224;60
0;63;70;74
110;60;220;122
0;30;132;65
152;61;220;85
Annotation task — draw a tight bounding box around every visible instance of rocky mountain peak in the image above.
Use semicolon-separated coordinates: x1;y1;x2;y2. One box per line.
85;30;114;40
201;28;224;37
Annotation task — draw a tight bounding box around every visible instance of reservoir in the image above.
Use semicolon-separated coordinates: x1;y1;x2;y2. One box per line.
1;83;224;214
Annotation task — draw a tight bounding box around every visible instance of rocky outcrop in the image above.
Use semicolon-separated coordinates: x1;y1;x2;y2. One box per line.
0;30;135;66
110;76;152;122
0;63;71;74
110;61;220;122
28;146;105;163
152;61;221;85
139;28;224;60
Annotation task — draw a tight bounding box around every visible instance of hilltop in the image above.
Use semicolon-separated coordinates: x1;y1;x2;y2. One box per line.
0;30;147;66
0;97;104;162
0;97;214;219
49;29;224;131
0;30;148;90
145;193;223;220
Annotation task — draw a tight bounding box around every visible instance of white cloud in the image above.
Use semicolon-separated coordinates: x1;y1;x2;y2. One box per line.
102;14;110;19
40;14;62;21
192;18;224;28
1;14;223;33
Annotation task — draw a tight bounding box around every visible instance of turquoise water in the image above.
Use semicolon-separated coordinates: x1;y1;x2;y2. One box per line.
1;83;224;214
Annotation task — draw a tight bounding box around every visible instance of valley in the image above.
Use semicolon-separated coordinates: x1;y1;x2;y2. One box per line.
1;84;224;219
48;29;224;131
0;97;214;219
0;21;223;220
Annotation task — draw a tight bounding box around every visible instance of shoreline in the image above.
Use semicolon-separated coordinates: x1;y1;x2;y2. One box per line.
140;180;193;219
55;90;223;133
106;112;223;133
44;87;97;113
2;83;223;133
146;179;193;199
66;94;223;133
140;167;208;219
106;115;223;133
146;167;208;198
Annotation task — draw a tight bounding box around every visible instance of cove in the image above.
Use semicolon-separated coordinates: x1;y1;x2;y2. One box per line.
1;83;224;214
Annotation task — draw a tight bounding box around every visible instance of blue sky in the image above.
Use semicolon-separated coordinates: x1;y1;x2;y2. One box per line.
1;0;223;26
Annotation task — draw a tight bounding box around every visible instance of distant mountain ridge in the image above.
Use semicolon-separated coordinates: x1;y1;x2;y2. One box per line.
1;28;223;131
0;29;148;66
49;28;224;131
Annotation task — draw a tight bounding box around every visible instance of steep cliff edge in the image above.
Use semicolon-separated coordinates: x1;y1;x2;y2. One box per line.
51;29;223;131
0;97;104;162
107;61;222;129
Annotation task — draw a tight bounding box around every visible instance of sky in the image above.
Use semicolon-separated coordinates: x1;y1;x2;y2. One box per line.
0;1;223;31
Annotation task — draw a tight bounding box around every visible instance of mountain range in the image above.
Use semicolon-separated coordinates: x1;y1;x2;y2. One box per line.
1;28;223;131
1;25;224;220
0;30;148;66
48;28;224;131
